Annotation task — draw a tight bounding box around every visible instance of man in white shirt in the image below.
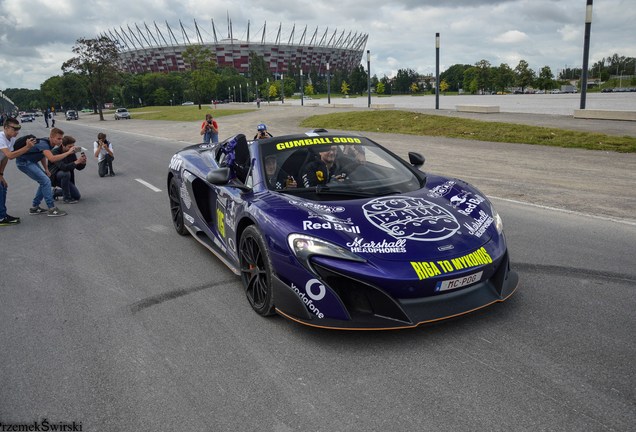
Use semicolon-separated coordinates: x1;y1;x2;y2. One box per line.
0;117;36;225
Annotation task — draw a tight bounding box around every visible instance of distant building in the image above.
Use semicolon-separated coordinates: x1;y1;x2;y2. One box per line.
103;19;367;76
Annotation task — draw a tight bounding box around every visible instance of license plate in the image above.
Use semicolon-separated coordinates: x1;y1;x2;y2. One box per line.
435;271;483;292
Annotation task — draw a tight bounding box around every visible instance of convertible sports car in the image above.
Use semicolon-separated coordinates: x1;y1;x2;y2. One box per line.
167;131;519;330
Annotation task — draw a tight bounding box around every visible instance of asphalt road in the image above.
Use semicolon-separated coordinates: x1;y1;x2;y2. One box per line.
1;112;634;431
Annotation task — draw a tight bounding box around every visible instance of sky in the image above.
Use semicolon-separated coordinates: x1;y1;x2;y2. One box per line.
1;0;634;90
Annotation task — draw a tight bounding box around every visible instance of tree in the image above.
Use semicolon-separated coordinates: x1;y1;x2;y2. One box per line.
439;80;449;94
376;81;385;95
463;67;479;94
248;52;271;86
493;63;515;93
536;66;555;91
394;68;418;93
440;64;471;91
474;59;492;93
410;82;419;93
58;73;88;110
40;76;64;111
514;59;535;93
182;45;217;108
349;65;368;94
268;84;278;100
340;81;350;95
304;84;315;96
62;36;121;120
380;75;392;94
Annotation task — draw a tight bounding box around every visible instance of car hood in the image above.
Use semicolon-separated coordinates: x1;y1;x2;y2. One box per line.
268;176;499;262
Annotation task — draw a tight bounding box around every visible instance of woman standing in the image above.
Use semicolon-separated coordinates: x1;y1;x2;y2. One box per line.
200;114;219;144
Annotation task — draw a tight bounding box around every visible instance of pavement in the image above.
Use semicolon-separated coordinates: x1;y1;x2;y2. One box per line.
71;104;636;222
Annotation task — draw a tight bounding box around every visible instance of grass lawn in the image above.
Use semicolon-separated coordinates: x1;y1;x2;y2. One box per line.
125;105;255;121
300;110;636;153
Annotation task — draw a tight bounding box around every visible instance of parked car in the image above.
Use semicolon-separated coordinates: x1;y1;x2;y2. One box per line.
114;108;131;120
181;101;194;106
65;110;78;120
167;131;519;329
19;113;34;122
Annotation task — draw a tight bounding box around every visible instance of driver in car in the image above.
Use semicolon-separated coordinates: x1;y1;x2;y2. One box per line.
301;145;351;187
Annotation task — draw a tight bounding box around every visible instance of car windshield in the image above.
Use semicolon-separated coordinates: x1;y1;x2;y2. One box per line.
258;135;422;198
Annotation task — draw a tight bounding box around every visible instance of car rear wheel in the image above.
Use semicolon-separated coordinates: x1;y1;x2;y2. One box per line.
239;226;275;316
169;177;189;236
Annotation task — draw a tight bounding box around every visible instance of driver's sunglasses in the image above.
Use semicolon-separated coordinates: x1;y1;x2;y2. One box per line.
7;125;21;131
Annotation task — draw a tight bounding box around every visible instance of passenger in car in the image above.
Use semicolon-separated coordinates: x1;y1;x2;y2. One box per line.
264;155;296;190
300;145;351;187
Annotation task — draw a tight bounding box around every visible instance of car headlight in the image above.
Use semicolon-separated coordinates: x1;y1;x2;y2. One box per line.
491;204;504;234
288;233;366;270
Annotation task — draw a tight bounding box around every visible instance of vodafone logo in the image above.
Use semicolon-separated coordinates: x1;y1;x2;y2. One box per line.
305;279;326;301
291;279;326;319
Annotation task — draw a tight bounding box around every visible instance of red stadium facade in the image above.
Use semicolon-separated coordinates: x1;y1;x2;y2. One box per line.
103;19;368;76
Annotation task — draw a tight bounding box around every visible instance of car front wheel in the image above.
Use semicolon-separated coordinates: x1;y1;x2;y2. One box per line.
169;177;189;236
239;226;275;316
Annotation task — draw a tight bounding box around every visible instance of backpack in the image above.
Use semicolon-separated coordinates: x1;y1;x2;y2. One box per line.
15;137;51;163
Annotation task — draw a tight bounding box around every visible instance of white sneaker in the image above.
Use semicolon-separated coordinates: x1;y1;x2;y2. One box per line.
47;207;67;217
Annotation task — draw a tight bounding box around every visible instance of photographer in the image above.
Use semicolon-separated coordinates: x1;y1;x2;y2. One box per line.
93;132;115;177
200;114;219;144
49;135;86;204
253;123;273;140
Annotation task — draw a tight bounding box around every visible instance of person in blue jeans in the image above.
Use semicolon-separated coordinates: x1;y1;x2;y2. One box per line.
200;113;219;144
16;127;76;217
0;117;37;226
49;135;86;203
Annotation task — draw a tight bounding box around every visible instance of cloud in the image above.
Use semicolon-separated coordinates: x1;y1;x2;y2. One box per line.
0;0;634;90
493;30;529;44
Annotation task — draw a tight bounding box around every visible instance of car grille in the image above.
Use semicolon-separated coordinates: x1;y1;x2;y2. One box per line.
311;263;411;323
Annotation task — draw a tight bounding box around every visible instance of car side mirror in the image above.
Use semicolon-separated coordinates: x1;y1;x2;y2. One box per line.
408;152;425;168
206;167;252;192
206;167;231;185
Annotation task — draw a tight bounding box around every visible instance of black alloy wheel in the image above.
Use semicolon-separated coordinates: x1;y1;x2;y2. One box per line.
239;226;275;316
169;177;189;236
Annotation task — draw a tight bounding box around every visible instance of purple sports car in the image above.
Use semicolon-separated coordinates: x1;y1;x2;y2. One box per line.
167;131;519;330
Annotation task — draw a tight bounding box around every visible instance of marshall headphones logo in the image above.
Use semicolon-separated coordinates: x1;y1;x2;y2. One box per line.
362;196;460;242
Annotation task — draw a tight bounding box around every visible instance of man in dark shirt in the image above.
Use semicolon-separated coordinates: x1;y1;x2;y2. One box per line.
49;135;86;204
301;145;351;187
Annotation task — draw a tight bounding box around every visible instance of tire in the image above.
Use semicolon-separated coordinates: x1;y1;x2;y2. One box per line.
239;226;275;316
168;177;189;236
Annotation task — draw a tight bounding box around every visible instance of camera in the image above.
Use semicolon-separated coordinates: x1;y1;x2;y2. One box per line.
207;120;212;125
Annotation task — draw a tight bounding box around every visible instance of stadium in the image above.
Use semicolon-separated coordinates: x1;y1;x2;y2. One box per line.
102;18;368;77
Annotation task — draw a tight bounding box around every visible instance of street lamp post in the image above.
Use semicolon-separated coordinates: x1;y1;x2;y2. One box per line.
366;50;371;108
233;86;236;102
281;74;284;104
255;80;259;104
300;69;304;106
266;78;270;103
239;84;242;103
435;32;440;110
228;87;230;102
580;0;593;109
326;62;331;104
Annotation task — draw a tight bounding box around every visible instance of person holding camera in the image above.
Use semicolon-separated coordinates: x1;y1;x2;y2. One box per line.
253;123;273;140
200;114;219;144
93;132;115;177
1;117;37;225
15;127;75;217
49;135;86;204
